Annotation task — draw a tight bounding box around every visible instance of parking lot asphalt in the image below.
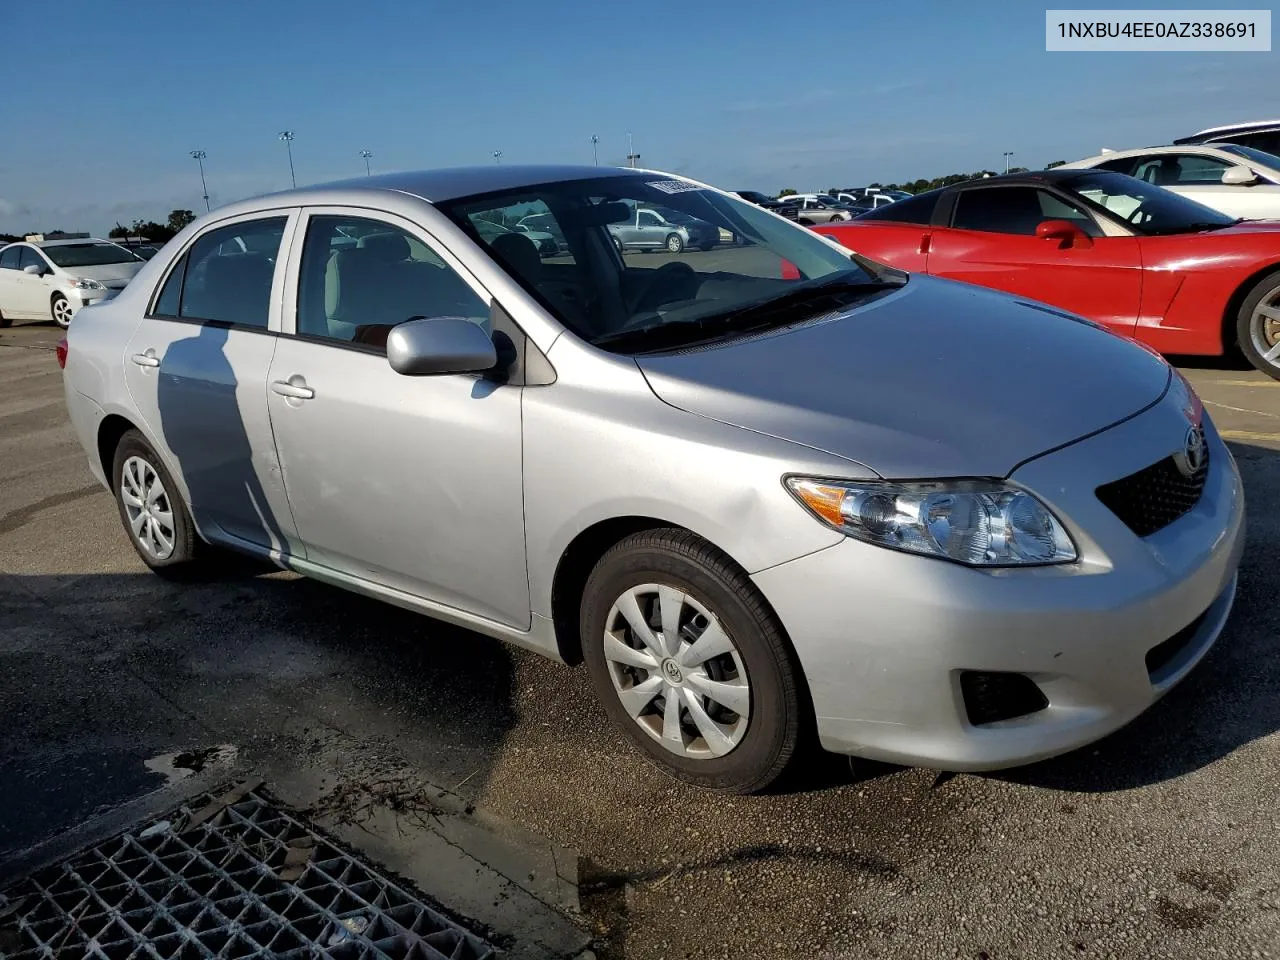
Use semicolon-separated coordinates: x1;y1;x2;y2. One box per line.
2;318;1279;960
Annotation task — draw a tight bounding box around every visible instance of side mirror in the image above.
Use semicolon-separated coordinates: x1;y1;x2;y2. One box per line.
386;317;498;376
1222;165;1258;186
22;263;44;276
1036;219;1091;247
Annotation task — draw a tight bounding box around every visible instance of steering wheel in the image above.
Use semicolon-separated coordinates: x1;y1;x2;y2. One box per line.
628;261;701;315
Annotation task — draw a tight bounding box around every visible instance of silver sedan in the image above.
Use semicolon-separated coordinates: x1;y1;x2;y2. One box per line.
60;165;1244;793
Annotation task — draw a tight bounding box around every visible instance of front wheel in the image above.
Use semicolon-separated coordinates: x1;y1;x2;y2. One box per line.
51;294;73;328
112;429;208;577
665;233;685;254
581;529;805;793
1237;270;1280;380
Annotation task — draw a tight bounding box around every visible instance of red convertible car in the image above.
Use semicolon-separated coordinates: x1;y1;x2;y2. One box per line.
811;169;1280;378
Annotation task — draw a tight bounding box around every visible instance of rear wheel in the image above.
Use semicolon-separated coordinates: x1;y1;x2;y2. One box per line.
665;233;685;254
112;429;208;577
51;294;72;328
581;529;805;793
1236;270;1280;380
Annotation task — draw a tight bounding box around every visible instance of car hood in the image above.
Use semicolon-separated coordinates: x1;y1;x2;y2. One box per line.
66;262;145;285
635;276;1172;479
1209;219;1280;236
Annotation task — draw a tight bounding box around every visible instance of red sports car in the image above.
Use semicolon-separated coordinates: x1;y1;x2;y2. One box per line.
811;169;1280;378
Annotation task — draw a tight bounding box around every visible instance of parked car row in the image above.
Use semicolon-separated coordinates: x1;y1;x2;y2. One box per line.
59;163;1244;795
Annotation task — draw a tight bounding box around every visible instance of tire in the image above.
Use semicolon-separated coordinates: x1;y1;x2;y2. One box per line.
51;293;73;328
581;529;805;794
1235;269;1280;380
665;233;685;254
0;307;10;328
797;218;814;226
698;243;715;252
612;235;623;254
112;429;208;577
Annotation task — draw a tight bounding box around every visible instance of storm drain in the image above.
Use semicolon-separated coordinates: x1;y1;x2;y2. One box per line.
0;784;497;959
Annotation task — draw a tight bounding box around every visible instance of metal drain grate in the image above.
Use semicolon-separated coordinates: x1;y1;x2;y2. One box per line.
0;785;497;959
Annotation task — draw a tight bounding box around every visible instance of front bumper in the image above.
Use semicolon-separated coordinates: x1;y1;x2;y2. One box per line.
752;399;1246;771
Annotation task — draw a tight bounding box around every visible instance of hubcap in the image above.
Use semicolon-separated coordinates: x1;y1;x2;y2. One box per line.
1252;285;1280;367
53;298;72;326
120;456;176;560
602;583;750;759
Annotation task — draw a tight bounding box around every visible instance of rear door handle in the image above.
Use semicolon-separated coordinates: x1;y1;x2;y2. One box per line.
130;351;159;368
271;378;315;400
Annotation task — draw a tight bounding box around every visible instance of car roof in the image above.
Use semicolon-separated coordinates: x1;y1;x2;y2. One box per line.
33;237;114;247
1069;144;1258;162
1185;119;1280;137
262;164;639;207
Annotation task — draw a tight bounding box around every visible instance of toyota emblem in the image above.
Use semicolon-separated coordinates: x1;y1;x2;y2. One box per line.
1175;425;1206;478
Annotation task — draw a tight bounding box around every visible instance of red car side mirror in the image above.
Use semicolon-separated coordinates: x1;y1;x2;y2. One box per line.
1036;219;1091;248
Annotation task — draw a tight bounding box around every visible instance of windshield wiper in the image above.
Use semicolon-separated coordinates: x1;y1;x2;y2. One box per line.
593;275;904;353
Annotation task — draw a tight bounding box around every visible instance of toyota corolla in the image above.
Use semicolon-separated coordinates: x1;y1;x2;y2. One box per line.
60;165;1245;793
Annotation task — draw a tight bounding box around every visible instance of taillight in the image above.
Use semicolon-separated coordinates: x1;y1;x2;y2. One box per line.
56;337;68;369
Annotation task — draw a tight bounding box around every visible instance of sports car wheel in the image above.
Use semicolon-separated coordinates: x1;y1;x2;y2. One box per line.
1237;270;1280;380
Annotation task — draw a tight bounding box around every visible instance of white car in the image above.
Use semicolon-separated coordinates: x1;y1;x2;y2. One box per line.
1059;144;1280;221
0;238;146;328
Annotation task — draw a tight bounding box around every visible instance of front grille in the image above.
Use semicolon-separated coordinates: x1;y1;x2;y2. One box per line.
1146;610;1209;678
960;671;1049;726
1096;432;1209;537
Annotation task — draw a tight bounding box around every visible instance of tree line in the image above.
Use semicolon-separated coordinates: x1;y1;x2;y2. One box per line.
0;209;197;246
775;161;1068;198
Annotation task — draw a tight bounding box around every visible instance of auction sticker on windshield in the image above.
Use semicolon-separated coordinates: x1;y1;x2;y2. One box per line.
647;180;703;194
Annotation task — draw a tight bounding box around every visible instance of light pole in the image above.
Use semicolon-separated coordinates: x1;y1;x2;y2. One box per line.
492;150;503;164
626;131;640;168
189;150;210;212
590;134;599;166
359;149;373;176
1003;151;1014;175
278;130;296;188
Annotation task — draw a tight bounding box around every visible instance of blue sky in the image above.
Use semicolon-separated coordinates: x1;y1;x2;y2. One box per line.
0;0;1275;235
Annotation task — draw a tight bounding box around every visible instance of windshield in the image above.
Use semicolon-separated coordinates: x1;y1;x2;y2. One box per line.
1062;170;1236;235
42;242;141;267
437;173;886;353
1219;143;1280;171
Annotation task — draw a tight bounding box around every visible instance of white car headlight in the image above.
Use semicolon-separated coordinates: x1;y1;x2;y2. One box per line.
786;477;1077;566
69;277;105;291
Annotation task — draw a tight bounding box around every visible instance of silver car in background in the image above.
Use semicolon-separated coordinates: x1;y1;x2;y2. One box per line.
61;165;1244;793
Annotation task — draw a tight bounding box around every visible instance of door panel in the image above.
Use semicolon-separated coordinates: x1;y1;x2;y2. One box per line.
266;340;529;627
267;209;530;628
124;321;296;551
122;211;302;554
13;249;50;318
926;228;1143;336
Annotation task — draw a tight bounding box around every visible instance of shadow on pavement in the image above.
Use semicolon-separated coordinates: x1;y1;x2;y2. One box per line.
0;567;519;861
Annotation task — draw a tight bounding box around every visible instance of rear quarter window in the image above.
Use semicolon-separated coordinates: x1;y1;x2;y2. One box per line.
855;193;937;225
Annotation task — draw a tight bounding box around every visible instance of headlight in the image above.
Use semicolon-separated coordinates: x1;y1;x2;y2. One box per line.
786;477;1077;566
69;277;105;291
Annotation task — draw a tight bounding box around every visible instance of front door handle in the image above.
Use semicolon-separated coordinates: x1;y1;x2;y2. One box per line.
271;377;315;400
130;350;159;368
